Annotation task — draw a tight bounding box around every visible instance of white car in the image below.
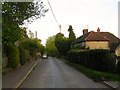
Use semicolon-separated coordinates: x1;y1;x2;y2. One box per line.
42;54;48;59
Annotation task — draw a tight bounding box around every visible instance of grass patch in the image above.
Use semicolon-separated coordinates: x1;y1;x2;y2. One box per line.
64;60;120;81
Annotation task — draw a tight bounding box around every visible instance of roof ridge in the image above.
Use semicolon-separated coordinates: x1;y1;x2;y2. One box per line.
85;31;94;41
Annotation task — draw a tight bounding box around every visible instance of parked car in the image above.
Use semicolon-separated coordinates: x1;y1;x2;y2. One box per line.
42;54;48;59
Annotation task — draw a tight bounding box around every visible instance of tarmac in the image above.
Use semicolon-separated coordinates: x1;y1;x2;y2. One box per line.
2;58;120;89
2;59;40;88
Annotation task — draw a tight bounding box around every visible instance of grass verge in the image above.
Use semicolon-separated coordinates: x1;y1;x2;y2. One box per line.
63;59;120;81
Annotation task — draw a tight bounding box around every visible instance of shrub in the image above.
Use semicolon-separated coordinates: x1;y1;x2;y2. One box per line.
67;49;116;73
117;57;120;74
19;39;38;58
85;50;116;73
19;46;30;65
67;49;78;63
6;44;20;69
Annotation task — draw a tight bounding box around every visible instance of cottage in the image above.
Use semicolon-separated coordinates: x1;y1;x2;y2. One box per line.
72;27;120;51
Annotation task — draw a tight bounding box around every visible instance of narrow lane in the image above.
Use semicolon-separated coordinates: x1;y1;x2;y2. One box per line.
19;57;110;88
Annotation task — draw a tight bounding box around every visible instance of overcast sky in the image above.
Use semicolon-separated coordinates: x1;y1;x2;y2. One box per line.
23;0;119;45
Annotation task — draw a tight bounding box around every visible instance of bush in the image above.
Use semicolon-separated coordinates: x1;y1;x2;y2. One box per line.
85;50;116;73
67;49;78;63
67;49;117;73
19;39;38;58
19;46;30;65
6;44;20;69
117;57;120;74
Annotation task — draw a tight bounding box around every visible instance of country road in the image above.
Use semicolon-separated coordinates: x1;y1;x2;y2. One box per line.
19;57;110;88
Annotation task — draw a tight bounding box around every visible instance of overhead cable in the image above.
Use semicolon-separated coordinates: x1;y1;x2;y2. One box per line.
46;0;59;26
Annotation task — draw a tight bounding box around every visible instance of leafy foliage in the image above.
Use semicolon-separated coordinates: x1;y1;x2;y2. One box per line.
67;49;117;73
20;27;29;39
55;33;71;56
117;57;120;74
66;61;120;81
19;39;38;58
2;2;49;25
68;25;76;40
2;24;21;45
19;38;45;58
55;25;76;57
6;44;20;69
2;1;48;70
46;35;59;56
19;46;30;65
34;38;45;55
2;1;48;46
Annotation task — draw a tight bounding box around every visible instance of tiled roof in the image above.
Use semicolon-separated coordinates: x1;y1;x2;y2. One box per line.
72;31;109;44
72;32;90;44
85;31;109;41
100;32;120;43
72;31;120;51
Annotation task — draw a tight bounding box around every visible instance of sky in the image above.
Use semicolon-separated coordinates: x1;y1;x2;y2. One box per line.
23;0;120;45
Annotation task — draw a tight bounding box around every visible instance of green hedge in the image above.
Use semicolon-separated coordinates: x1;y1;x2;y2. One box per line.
19;46;30;65
6;44;20;69
67;49;78;63
67;49;116;73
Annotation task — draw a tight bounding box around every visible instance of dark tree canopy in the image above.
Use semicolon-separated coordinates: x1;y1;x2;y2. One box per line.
55;26;77;56
55;33;71;56
68;25;76;40
2;2;49;25
2;1;49;46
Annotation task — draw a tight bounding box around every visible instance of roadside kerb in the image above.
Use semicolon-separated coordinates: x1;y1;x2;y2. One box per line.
102;81;119;90
2;59;41;88
16;60;40;88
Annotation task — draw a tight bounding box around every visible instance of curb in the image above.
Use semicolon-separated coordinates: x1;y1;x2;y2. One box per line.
102;81;118;90
15;60;40;88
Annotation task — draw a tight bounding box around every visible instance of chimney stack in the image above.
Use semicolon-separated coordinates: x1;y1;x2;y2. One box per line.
97;27;100;32
83;29;88;35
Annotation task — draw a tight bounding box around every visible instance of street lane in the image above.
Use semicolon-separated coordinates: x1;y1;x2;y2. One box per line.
19;57;110;88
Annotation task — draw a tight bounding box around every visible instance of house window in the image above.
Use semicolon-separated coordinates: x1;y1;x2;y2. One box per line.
82;42;85;47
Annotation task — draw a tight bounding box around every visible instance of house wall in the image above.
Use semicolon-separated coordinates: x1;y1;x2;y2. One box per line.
116;47;120;57
85;41;109;49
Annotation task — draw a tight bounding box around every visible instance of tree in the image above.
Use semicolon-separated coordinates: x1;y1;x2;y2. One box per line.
46;35;58;56
2;1;49;46
55;33;71;56
68;25;76;40
55;26;76;57
20;27;29;39
34;38;45;55
67;25;76;51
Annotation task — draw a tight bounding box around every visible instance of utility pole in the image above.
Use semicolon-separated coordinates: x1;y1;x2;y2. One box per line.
87;25;89;29
59;25;61;33
35;31;37;38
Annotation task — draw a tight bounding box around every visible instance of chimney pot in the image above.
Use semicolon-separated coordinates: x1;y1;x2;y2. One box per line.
97;27;100;32
83;29;88;35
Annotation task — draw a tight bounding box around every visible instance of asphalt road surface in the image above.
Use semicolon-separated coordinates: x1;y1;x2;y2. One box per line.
19;57;110;88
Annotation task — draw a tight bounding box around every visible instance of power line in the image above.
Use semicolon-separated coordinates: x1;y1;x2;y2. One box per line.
46;0;59;26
